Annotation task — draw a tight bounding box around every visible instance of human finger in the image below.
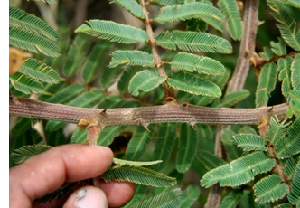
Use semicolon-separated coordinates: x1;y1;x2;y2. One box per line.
9;145;114;208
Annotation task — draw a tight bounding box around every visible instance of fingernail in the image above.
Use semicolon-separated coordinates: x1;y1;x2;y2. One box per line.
74;186;108;208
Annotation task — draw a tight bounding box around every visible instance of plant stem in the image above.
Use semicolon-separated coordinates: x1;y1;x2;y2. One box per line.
9;97;289;126
206;1;259;206
140;0;176;99
226;0;259;93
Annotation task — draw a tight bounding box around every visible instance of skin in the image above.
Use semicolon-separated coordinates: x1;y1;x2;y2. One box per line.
9;145;136;208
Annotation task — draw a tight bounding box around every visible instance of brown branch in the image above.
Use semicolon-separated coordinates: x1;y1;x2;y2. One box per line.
206;1;260;207
9;97;289;126
140;0;176;100
254;52;300;68
226;0;259;93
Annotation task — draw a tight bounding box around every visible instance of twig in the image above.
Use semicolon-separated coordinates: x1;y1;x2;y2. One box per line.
205;1;260;207
140;0;176;100
226;0;259;93
9;97;289;126
254;52;300;68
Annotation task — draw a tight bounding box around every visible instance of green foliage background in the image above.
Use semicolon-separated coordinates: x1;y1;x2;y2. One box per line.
9;0;300;207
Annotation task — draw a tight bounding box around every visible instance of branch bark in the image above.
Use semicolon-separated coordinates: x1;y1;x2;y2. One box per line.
9;97;289;126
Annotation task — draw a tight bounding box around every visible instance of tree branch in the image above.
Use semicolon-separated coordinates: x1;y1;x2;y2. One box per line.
9;97;289;127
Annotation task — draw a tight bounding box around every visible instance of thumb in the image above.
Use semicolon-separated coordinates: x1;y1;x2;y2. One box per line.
63;186;108;208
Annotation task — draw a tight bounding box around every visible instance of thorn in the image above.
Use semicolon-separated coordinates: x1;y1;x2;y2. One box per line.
141;122;150;132
182;103;189;107
190;122;196;130
268;105;275;112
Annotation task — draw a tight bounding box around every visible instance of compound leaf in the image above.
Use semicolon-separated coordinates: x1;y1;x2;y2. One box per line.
287;161;300;206
267;117;288;144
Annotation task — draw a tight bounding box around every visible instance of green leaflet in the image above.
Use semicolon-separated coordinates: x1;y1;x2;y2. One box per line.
254;175;288;204
216;90;250;108
10;118;32;137
284;156;299;180
221;128;242;161
218;0;243;40
117;67;140;94
62;34;92;78
238;126;258;135
170;52;225;75
176;123;198;173
233;134;268;151
282;0;300;9
201;151;276;188
9;26;60;57
9;72;44;94
81;40;113;84
128;188;182;208
113;158;162;166
109;51;155;68
289;90;300;117
47;84;86;104
11;145;52;164
126;126;155;161
71;126;121;146
19;58;60;84
97;127;121;146
154;3;223;32
71;128;89;144
109;0;145;19
270;38;286;56
167;71;221;98
156;31;232;53
9;6;58;41
256;62;278;108
259;47;274;61
75;20;150;44
287;161;300;206
291;54;300;90
196;150;227;171
102;165;177;187
179;185;200;208
278;57;293;100
100;66;124;90
128;70;166;96
154;123;176;171
275;118;300;159
219;191;240;208
267;117;288;144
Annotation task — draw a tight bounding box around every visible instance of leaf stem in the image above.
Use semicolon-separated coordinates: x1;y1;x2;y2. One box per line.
140;0;176;99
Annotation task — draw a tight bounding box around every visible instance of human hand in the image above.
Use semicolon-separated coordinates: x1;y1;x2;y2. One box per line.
9;145;136;208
